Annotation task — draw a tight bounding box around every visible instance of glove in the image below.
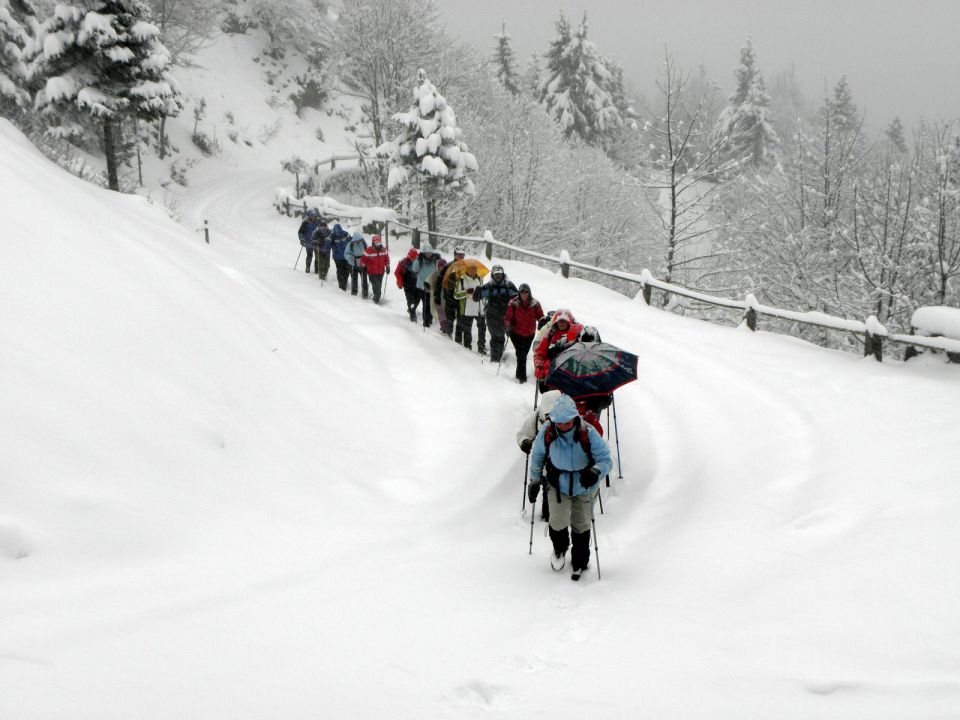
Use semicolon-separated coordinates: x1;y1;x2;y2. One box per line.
519;438;533;454
546;337;569;359
527;481;540;504
580;467;601;488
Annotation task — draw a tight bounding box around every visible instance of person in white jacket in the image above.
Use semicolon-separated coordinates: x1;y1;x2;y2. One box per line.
453;265;483;351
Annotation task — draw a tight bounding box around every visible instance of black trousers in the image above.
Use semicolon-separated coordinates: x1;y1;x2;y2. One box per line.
420;288;433;326
486;312;506;360
335;260;350;290
350;266;368;297
510;332;534;381
370;273;384;303
403;287;420;320
457;315;479;348
317;252;330;279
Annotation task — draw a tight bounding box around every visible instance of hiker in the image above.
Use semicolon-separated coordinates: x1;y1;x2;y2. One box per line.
453;263;483;351
533;309;583;388
528;393;612;579
330;223;352;291
416;245;440;328
443;247;466;341
360;235;390;304
517;389;561;522
298;208;322;273
310;217;332;280
504;283;544;384
394;248;421;322
345;231;369;298
475;264;517;362
427;258;450;334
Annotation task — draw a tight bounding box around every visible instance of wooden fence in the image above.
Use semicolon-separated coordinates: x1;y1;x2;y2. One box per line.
386;219;960;363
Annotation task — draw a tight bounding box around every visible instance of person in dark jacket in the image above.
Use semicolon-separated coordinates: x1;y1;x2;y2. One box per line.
298;208;322;273
415;245;440;328
504;283;544;383
329;224;351;291
474;265;518;363
394;248;421;321
310;218;331;280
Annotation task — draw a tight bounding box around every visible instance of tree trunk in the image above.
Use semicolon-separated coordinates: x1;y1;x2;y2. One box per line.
104;118;120;192
158;115;167;159
427;198;438;246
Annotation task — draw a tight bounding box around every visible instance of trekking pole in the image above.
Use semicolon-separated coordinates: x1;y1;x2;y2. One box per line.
604;406;611;488
533;381;540;410
590;491;601;581
294;246;303;270
612;396;623;478
521;454;530;514
597;485;604;515
528;485;537;555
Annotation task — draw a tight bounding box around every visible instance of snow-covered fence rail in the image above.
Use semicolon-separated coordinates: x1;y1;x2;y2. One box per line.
385;219;960;364
273;188;398;241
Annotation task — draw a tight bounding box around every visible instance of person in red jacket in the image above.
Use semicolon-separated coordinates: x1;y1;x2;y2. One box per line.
504;283;544;384
533;308;583;389
360;235;390;304
394;248;421;321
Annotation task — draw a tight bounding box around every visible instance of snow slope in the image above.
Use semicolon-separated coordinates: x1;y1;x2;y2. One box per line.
3;117;960;719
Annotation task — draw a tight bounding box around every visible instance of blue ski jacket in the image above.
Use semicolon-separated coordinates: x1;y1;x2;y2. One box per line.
529;395;612;497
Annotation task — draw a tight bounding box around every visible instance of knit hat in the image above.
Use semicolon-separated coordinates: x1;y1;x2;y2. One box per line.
518;283;531;294
372;235;382;245
454;247;466;257
406;248;419;260
491;264;505;278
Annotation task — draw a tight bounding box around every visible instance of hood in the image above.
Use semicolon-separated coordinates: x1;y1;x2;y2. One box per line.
420;244;435;256
333;223;343;234
406;248;419;261
538;390;562;421
552;308;575;326
548;394;579;424
352;232;364;241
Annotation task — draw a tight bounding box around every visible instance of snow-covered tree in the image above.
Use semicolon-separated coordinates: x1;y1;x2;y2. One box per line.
250;0;332;57
915;119;960;306
142;0;222;65
492;22;519;96
524;51;541;99
0;0;36;114
712;36;779;168
539;12;621;145
885;115;907;154
29;0;183;190
377;68;478;234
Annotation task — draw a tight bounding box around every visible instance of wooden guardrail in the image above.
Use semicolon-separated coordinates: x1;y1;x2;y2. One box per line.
385;219;960;363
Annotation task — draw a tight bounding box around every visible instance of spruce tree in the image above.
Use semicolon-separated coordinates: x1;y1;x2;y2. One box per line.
885;116;907;154
712;36;779;168
539;12;621;145
524;51;541;99
377;68;478;234
29;0;182;190
492;22;519;96
0;0;36;114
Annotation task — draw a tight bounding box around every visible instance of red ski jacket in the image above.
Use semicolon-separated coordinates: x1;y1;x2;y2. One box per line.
504;297;544;338
360;244;390;275
533;323;583;379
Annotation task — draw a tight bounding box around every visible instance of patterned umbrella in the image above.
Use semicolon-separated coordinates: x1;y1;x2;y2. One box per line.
544;341;638;398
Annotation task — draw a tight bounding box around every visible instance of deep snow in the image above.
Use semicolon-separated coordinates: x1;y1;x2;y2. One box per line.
3;109;960;719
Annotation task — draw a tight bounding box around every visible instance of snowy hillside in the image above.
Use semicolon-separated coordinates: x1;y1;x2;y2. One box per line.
3;113;960;720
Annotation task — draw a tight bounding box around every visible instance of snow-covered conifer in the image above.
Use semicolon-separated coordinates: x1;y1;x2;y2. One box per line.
539;12;621;145
0;0;36;112
492;23;519;96
377;68;478;232
885;116;907;154
712;36;779;168
29;0;183;190
524;51;541;99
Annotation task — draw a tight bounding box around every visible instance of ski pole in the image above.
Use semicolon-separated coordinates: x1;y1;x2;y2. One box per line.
521;454;530;514
605;405;611;487
597;485;604;515
533;380;540;410
528;484;537;555
294;246;303;270
590;490;601;581
612;395;623;478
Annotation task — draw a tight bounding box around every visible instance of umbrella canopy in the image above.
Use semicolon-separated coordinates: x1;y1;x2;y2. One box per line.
442;258;489;290
544;341;638;398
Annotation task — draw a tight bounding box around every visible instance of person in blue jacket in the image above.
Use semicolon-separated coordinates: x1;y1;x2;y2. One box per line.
415;244;440;328
344;231;369;298
298;208;322;273
329;223;352;291
528;393;612;579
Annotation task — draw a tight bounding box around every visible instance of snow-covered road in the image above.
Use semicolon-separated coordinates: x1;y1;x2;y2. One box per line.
4;124;960;718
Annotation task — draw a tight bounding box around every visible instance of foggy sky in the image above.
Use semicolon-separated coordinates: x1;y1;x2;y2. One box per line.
435;0;960;133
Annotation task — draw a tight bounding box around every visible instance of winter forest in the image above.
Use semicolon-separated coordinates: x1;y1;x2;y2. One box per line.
3;0;959;342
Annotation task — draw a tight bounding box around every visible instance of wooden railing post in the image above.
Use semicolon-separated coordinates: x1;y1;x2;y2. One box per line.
285;197;291;216
560;250;570;279
483;230;494;261
384;221;390;251
203;219;210;244
745;307;757;331
864;330;883;362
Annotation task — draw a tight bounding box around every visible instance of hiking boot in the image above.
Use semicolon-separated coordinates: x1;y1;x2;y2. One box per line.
478;346;487;356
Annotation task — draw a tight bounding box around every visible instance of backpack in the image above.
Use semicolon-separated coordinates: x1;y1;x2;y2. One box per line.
542;416;593;500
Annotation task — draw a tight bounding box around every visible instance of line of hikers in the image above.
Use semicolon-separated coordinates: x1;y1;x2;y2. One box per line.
298;211;618;580
298;209;557;385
